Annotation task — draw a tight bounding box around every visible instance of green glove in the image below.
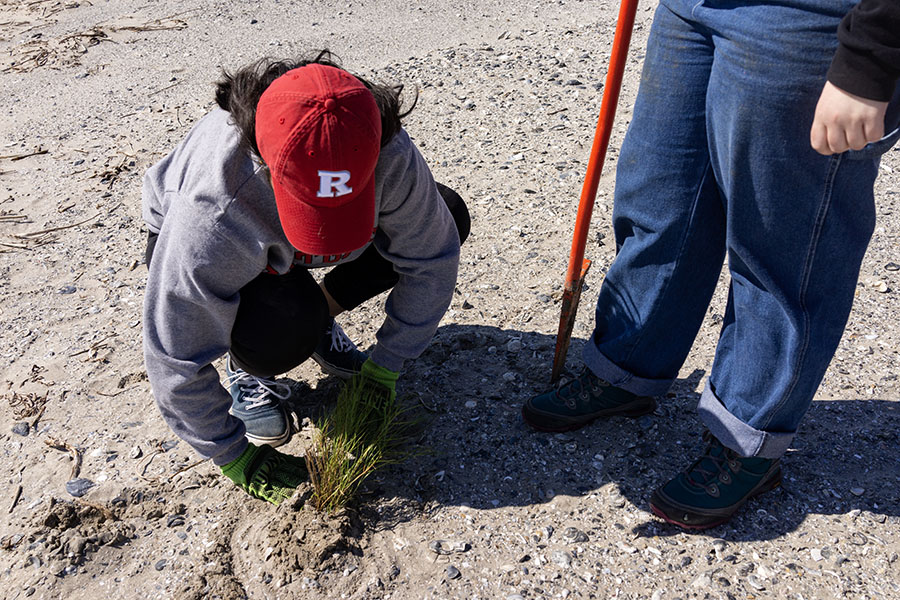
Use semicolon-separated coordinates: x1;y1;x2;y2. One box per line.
359;358;399;398
220;443;308;505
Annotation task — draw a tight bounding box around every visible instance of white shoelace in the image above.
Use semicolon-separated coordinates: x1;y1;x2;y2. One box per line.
224;358;292;410
328;321;356;353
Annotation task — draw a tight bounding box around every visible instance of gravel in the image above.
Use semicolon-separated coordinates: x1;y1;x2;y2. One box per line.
1;0;898;599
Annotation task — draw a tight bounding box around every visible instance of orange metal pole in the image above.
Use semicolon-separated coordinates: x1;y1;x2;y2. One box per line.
551;0;639;382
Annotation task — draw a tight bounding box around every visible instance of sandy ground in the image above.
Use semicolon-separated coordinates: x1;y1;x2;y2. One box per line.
1;1;899;599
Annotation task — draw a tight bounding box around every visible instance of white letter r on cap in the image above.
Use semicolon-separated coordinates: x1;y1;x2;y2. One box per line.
316;170;352;198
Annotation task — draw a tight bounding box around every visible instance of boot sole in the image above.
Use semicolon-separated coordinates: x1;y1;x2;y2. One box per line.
649;467;783;530
521;396;657;432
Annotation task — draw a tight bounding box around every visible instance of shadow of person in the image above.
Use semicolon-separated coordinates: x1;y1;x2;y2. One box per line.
354;323;900;542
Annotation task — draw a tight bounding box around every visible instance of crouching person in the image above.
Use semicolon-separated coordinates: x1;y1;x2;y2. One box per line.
142;51;469;504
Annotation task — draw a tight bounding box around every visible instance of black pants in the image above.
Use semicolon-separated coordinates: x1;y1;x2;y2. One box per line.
146;183;470;377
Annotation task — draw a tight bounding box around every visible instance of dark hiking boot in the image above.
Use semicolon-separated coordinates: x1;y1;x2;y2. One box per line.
522;368;656;432
650;431;783;530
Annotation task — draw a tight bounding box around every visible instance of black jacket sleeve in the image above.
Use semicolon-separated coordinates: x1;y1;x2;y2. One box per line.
827;0;900;101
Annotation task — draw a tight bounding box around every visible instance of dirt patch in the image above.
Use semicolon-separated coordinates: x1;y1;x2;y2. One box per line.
229;488;364;595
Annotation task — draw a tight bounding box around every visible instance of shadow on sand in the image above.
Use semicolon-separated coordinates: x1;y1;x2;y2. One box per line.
286;323;900;542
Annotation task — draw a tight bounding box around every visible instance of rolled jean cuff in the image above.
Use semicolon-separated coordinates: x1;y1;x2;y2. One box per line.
582;340;673;397
697;384;793;459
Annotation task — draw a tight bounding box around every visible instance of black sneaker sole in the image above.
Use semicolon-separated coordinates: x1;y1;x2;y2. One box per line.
649;466;783;530
521;395;657;432
311;352;360;380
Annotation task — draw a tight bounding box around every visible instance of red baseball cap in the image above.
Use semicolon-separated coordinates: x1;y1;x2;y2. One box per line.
255;64;381;255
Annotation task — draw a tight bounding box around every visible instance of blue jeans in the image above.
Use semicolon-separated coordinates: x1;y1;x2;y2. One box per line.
583;0;900;458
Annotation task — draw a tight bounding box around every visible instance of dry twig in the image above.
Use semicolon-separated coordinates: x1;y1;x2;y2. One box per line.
44;437;82;479
0;241;30;250
136;443;205;483
69;332;117;358
6;390;49;420
12;212;99;239
148;80;181;96
0;213;28;223
0;148;48;161
8;485;22;514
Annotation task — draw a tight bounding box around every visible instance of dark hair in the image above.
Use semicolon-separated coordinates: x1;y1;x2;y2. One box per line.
214;50;416;159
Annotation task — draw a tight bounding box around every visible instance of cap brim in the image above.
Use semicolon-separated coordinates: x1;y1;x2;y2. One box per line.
272;173;376;256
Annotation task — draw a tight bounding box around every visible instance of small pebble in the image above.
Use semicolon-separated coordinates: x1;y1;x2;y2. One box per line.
562;527;588;543
747;574;766;590
155;559;167;571
167;515;185;528
551;550;572;568
130;446;143;459
607;488;626;508
507;339;523;352
58;285;77;294
885;262;900;271
850;487;864;496
445;565;460;579
65;478;95;498
429;540;470;555
11;422;30;436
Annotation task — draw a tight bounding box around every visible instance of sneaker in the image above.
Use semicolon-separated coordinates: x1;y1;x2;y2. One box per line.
311;318;368;380
522;368;656;432
650;431;782;530
224;356;292;447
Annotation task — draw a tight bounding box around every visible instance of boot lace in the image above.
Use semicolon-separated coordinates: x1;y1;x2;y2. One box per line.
684;431;741;495
327;321;356;353
224;358;292;410
557;369;607;409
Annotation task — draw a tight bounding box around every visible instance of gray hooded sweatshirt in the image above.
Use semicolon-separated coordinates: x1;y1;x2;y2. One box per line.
142;108;460;465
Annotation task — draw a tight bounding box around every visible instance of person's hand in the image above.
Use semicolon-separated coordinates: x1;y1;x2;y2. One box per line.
220;443;308;505
339;359;401;445
811;81;889;155
358;358;399;401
